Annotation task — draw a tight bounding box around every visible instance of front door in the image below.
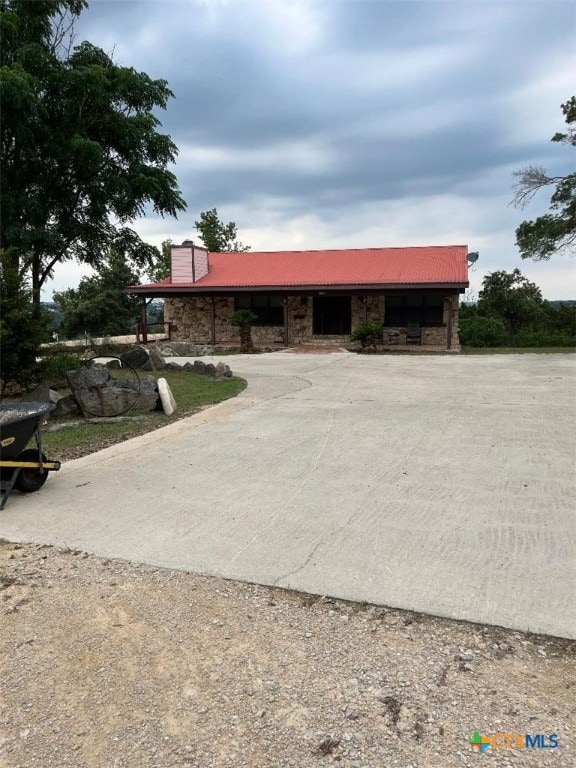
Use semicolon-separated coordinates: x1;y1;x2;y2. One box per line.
313;296;351;335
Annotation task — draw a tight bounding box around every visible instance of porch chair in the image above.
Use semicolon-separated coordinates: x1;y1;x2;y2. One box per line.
405;322;422;345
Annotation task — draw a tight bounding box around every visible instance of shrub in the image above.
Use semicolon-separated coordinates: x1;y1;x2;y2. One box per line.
39;352;84;387
351;321;383;349
229;309;258;326
459;316;509;347
513;331;576;348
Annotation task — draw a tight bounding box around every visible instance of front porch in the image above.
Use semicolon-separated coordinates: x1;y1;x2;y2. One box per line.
161;290;461;351
282;343;455;354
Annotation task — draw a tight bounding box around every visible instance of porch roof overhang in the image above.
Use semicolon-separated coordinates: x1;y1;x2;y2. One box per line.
127;281;468;298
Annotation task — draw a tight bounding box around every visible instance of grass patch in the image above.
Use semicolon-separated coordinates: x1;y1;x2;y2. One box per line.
41;370;246;461
461;347;576;354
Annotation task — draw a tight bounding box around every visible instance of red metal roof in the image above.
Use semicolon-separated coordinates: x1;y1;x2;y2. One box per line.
133;245;469;292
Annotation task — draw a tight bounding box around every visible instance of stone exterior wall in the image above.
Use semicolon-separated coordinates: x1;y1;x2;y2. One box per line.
351;295;385;327
164;296;285;346
164;293;461;348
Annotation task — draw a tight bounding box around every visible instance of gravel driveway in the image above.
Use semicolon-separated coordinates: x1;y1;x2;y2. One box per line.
1;540;574;768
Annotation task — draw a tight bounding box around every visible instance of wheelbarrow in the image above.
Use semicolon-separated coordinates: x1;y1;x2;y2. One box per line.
0;403;61;510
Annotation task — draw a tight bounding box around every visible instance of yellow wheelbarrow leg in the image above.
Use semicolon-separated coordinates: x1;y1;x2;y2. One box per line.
0;460;61;471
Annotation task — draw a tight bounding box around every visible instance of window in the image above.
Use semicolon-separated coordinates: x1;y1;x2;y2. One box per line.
384;294;444;326
234;295;284;326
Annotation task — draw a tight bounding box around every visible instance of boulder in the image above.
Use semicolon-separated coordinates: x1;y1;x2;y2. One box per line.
119;347;150;369
191;360;207;374
157;378;176;416
66;365;110;391
52;393;80;418
49;389;62;404
106;359;122;370
192;345;214;357
148;346;166;370
158;345;176;357
21;381;50;403
160;342;214;357
164;359;232;377
215;362;233;378
138;375;159;394
74;380;158;417
66;366;158;417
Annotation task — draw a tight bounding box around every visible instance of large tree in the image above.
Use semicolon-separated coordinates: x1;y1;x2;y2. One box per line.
54;251;141;339
195;208;250;252
0;250;48;394
477;269;545;338
147;238;172;283
511;97;576;260
0;0;185;310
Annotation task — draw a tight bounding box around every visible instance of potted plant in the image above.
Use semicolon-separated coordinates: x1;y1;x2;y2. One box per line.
350;321;383;351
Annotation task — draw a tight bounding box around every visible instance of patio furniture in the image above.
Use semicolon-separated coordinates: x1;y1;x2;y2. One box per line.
405;323;422;345
388;331;400;344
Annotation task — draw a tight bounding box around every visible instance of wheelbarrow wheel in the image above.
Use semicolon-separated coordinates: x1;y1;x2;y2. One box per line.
14;449;49;493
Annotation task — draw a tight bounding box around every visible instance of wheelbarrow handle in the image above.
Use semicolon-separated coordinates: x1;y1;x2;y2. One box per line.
0;460;61;471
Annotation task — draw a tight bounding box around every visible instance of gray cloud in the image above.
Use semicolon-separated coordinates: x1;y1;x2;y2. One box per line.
56;0;576;298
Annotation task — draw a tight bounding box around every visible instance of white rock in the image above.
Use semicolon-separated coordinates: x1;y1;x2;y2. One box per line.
157;377;176;416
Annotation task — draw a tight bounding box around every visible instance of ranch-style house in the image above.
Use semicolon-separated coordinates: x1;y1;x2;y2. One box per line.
128;244;471;350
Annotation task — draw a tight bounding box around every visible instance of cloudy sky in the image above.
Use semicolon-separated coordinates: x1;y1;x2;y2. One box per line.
49;0;576;299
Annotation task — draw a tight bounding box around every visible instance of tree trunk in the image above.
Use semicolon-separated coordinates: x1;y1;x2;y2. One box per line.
31;253;42;318
239;324;254;353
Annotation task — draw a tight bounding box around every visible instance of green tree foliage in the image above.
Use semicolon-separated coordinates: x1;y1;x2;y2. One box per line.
459;270;575;347
39;351;83;387
544;301;576;338
195;208;251;252
0;250;47;395
512;97;576;260
146;299;164;326
147;239;172;283
458;314;509;347
54;252;141;339
229;309;257;353
42;301;64;335
477;269;545;338
0;0;185;310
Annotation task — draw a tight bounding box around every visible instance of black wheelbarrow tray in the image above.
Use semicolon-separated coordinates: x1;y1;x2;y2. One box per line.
0;402;61;510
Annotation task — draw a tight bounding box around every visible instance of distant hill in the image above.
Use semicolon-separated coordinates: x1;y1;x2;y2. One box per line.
547;300;576;309
41;301;64;323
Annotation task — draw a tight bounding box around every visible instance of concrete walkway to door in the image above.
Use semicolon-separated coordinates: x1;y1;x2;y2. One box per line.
0;351;574;638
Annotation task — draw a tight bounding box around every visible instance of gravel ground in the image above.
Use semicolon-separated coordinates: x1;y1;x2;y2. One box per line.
0;540;574;768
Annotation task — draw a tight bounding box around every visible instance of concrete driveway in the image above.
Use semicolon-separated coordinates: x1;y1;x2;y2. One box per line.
1;352;574;638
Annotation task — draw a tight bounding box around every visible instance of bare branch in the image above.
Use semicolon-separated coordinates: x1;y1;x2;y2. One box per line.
555;230;576;254
50;9;77;61
510;165;572;209
510;165;555;209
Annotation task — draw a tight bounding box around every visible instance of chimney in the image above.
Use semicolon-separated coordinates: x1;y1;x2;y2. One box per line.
170;240;209;283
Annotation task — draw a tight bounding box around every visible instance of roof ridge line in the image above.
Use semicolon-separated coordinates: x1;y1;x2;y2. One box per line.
211;245;467;255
